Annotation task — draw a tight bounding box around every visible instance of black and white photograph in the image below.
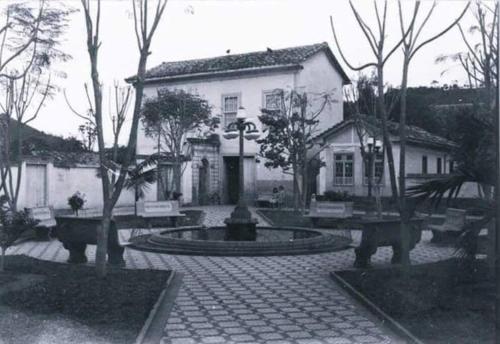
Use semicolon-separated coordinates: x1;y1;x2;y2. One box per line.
0;0;498;343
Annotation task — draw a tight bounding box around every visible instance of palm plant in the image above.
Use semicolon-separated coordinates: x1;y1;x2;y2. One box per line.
124;154;160;215
407;108;496;260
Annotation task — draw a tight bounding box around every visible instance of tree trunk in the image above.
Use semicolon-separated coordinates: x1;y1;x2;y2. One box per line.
96;206;112;278
377;64;399;204
292;161;299;210
173;155;182;195
399;58;411;267
0;246;5;272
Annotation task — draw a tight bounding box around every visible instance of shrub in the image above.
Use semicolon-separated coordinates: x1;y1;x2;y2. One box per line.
68;192;86;215
319;191;354;202
0;208;39;271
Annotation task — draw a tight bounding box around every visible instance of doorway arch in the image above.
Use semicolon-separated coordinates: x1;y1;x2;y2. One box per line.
198;158;210;205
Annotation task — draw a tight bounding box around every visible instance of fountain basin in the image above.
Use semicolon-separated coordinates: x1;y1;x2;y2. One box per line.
128;226;352;256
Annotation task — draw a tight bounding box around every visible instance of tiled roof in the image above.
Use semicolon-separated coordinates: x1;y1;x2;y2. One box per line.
317;118;456;150
130;42;350;83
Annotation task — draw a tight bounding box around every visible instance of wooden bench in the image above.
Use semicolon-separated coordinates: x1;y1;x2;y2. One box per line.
136;200;185;229
76;207;135;218
54;216;125;266
256;193;274;207
306;196;354;227
428;208;466;243
27;206;56;240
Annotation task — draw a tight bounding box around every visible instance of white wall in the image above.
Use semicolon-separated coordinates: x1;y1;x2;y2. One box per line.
137;71;296;159
2;163;136;210
296;51;345;135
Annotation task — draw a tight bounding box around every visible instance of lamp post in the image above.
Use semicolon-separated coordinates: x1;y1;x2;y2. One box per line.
363;137;382;215
222;107;260;240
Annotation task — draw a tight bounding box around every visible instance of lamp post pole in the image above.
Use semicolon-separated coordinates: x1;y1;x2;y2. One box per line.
223;107;260;240
238;119;245;209
364;137;382;216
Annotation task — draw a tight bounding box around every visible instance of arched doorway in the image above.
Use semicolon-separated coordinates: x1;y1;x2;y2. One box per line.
198;158;210;205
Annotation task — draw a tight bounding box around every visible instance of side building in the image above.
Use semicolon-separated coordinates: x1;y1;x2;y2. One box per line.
316;119;479;198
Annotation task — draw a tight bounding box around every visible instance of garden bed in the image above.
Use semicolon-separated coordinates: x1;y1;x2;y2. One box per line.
0;255;171;344
258;209;350;229
258;209;312;227
335;259;494;343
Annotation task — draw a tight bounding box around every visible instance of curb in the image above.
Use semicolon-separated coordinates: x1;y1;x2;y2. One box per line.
330;271;424;344
135;270;183;344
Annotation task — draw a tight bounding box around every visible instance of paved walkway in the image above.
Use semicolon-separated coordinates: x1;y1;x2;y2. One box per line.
7;206;454;344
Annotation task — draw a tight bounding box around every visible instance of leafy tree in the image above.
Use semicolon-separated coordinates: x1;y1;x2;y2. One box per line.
407;2;497;268
78;120;97;151
0;2;73;211
334;0;467;266
257;89;333;209
141;88;214;195
79;0;167;277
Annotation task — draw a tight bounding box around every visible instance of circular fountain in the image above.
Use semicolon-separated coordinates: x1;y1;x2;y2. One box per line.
129;226;352;256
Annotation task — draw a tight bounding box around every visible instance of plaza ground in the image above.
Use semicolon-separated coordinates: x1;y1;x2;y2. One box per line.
7;206;455;344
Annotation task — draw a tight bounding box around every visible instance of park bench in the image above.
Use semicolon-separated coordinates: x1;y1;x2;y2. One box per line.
27;206;56;240
256;193;274;207
136;200;185;229
428;208;467;243
76;207;134;218
306;195;354;227
54;216;125;266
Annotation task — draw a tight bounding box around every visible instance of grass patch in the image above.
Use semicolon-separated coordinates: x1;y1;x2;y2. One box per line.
0;255;171;344
258;209;349;229
0;273;17;286
258;209;312;228
337;259;494;343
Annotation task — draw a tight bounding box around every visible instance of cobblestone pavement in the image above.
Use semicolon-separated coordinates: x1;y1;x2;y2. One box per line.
8;206;454;344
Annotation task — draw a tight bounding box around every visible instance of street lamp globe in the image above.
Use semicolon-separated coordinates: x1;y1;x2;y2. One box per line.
244;129;260;141
236;106;247;120
223;128;239;140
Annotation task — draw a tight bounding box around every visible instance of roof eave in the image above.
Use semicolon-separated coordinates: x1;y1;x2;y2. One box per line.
125;64;303;85
392;138;456;151
319;45;351;85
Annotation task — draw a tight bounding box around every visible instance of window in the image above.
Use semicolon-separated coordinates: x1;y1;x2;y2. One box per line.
334;153;354;185
263;90;282;111
422;156;428;174
449;160;454;173
437;157;442;174
222;94;240;128
364;153;384;184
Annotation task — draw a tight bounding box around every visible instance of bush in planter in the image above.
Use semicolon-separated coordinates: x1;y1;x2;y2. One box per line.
0;207;39;271
68;192;86;216
319;191;353;202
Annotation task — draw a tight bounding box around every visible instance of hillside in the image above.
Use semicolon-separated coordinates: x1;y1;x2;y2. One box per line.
7;120;86;157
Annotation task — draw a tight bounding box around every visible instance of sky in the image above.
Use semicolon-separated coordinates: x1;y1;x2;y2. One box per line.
17;0;487;144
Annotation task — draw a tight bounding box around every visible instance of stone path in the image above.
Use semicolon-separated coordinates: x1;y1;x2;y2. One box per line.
7;206;454;344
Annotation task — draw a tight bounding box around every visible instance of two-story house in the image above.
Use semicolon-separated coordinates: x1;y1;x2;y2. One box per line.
130;42;350;205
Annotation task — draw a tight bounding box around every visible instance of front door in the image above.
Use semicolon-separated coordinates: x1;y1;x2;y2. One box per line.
223;157;239;204
25;164;47;207
198;158;210;205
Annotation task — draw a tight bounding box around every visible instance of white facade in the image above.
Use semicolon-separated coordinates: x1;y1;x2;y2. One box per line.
318;123;479;198
136;49;346;205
